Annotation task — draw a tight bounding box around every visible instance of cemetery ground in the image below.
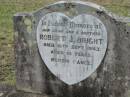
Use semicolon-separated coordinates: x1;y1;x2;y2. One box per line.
0;0;130;96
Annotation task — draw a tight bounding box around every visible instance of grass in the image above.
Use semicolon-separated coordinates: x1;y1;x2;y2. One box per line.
105;4;130;17
0;0;129;85
0;0;57;85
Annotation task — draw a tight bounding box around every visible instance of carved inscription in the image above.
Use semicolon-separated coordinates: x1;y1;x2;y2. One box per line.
37;12;107;85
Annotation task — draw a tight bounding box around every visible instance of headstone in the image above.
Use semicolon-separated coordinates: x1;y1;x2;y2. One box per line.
13;1;130;97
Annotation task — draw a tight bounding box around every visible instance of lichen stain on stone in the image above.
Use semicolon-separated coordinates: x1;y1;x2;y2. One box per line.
23;17;32;33
125;90;130;97
19;21;24;27
90;72;97;80
103;66;108;72
14;31;19;38
126;22;130;26
28;39;33;48
64;3;78;17
68;8;78;16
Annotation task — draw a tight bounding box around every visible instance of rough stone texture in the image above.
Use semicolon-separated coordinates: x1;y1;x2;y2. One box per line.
13;1;130;97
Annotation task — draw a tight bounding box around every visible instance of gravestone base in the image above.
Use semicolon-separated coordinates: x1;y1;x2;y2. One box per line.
4;89;130;97
3;90;50;97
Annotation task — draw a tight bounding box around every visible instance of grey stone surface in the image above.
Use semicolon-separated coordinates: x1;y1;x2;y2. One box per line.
14;1;130;97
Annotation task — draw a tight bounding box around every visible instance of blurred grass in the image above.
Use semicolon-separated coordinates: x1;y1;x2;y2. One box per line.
105;5;130;17
0;0;57;85
0;0;130;85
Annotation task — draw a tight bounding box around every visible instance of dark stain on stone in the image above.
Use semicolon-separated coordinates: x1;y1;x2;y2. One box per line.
96;10;105;16
64;3;75;10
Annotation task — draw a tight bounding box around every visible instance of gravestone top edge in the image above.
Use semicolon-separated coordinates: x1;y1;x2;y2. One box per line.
32;1;106;14
14;1;130;23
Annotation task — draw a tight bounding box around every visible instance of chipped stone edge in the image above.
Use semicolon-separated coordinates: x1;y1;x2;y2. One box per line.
14;13;33;17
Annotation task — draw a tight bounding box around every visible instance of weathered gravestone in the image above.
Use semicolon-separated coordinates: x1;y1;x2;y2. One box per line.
13;1;130;97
